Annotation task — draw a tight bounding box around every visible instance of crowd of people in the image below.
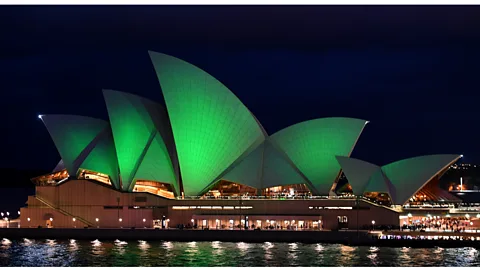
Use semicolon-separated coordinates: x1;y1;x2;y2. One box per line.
402;216;474;233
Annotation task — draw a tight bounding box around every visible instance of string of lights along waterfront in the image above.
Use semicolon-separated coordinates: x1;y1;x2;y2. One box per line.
0;239;479;267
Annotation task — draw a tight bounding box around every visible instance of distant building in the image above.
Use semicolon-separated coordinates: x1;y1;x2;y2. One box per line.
21;52;474;230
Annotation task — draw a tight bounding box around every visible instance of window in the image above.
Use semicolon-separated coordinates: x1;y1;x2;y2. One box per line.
337;216;348;223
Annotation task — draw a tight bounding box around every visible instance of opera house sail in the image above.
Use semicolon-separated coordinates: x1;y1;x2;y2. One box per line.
24;51;462;230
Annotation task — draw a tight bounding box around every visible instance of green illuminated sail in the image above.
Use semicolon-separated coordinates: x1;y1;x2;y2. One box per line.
262;140;309;188
270;117;367;195
134;132;178;194
220;142;265;190
41;114;108;177
149;51;265;196
79;128;120;189
103;89;177;192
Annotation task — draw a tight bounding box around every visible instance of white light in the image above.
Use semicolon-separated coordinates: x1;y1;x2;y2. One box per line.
72;218;76;222
466;214;470;219
372;220;375;225
166;219;170;222
27;218;30;222
6;212;9;216
49;218;53;221
95;218;99;222
143;219;146;222
119;218;122;222
460;154;464;158
476;214;480;219
1;213;3;217
17;211;20;215
38;115;43;119
191;219;194;223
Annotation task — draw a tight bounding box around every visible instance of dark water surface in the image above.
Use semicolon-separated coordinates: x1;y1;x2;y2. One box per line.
0;238;479;266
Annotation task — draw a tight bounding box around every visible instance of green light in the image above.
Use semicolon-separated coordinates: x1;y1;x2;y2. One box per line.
41;114;109;177
149;51;265;196
134;132;178;194
262;140;309;188
220;142;265;190
103;89;177;192
78;128;120;189
270;117;366;195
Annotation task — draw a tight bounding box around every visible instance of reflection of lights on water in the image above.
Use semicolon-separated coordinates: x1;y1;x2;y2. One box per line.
237;242;250;251
2;238;11;245
113;239;127;255
211;241;223;255
316;244;324;252
23;238;33;246
288;242;298;260
263;242;273;261
264;242;274;249
138;240;150;251
211;241;221;249
163;241;173;250
468;247;478;258
114;239;128;245
91;239;104;255
186;241;198;257
341;245;355;253
69;239;78;251
401;247;410;252
91;239;102;247
368;246;379;264
434;247;444;254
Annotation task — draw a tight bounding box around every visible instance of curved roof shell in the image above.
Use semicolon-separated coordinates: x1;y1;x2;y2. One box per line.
270;117;367;195
381;154;461;205
103;89;178;193
149;51;266;196
40;114;120;189
337;154;461;205
336;156;380;196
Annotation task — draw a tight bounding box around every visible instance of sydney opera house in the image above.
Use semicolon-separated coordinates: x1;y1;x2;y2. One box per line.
20;51;466;230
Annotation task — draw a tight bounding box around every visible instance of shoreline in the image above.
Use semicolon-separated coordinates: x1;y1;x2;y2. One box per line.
2;228;480;248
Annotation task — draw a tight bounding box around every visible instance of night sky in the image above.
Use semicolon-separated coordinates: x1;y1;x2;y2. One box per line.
2;5;480;177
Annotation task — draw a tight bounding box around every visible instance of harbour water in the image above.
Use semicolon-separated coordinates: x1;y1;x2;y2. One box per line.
0;238;479;267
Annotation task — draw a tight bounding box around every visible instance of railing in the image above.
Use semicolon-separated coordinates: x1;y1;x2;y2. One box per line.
450;208;480;214
35;196;95;227
176;195;357;200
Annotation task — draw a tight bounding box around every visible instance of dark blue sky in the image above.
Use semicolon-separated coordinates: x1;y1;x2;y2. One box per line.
2;5;480;172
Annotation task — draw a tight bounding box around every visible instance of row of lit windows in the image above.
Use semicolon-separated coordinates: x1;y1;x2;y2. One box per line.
171;206;253;210
309;206;353;210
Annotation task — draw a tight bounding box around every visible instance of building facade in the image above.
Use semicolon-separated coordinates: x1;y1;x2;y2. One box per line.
21;51;467;230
